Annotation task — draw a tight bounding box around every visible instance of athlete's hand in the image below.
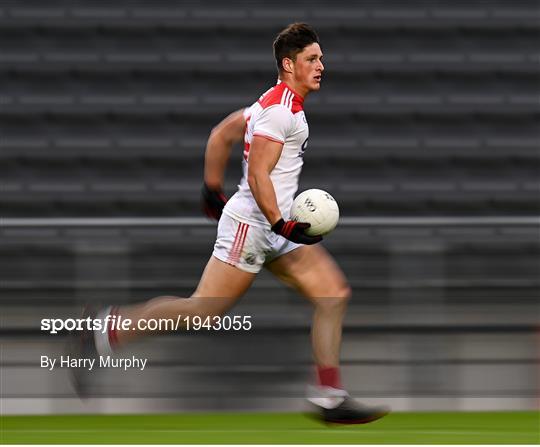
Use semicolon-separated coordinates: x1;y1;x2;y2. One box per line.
271;218;322;245
202;183;227;220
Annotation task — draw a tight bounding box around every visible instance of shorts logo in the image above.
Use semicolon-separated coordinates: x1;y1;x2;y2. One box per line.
244;252;256;266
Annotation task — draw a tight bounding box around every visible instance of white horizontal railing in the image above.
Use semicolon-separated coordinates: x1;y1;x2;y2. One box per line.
2;216;539;227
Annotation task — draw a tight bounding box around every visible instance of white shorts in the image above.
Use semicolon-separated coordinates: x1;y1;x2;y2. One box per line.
212;213;301;273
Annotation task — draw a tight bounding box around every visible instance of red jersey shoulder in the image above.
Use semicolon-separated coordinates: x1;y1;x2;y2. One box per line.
258;83;304;114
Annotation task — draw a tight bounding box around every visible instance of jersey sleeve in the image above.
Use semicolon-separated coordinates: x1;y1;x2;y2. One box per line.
243;103;255;120
252;105;294;144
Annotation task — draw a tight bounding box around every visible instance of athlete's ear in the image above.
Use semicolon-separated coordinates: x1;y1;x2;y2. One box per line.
282;57;294;74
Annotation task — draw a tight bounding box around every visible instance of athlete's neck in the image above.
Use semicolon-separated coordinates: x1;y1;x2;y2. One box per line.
278;77;307;99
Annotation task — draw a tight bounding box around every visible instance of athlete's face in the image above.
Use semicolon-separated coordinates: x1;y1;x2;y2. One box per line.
288;43;324;94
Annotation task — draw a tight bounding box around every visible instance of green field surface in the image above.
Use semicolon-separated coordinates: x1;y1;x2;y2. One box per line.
1;411;538;444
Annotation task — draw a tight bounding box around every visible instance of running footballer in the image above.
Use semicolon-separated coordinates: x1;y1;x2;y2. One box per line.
74;23;390;425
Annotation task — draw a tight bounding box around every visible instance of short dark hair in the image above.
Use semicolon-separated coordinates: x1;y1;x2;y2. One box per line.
273;23;320;72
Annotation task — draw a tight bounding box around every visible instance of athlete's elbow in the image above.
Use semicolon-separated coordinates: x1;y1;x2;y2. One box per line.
207;128;227;148
247;172;258;192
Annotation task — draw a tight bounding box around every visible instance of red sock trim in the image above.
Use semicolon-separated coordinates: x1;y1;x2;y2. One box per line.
317;366;342;389
107;306;119;348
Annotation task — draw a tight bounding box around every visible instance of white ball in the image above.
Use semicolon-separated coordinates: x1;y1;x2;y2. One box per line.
290;189;340;236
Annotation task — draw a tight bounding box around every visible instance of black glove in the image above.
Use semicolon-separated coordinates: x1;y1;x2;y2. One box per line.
202;183;227;220
271;218;322;245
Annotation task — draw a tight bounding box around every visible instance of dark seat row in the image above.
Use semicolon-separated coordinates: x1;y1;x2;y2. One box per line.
1;2;538;28
1;50;537;72
2;192;538;218
3;93;537;106
2;100;536;116
1;136;538;160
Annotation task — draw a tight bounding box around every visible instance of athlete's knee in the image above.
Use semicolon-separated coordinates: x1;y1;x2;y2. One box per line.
313;283;351;311
333;284;352;308
341;284;353;301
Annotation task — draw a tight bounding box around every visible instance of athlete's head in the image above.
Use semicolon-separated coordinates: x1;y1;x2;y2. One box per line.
273;23;324;96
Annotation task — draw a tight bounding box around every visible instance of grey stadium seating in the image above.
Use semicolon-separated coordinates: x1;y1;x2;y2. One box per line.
1;0;538;412
0;0;538;217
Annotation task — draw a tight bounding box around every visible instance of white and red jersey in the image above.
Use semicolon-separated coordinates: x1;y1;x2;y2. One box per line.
223;81;309;228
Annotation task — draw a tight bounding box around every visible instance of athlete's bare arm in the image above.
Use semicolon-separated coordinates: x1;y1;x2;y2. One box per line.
204;109;246;188
247;135;283;225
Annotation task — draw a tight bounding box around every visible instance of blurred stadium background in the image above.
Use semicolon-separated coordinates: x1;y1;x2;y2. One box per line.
1;0;539;418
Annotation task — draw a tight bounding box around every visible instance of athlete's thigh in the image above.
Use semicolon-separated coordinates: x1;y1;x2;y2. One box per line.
265;244;349;298
191;255;256;314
